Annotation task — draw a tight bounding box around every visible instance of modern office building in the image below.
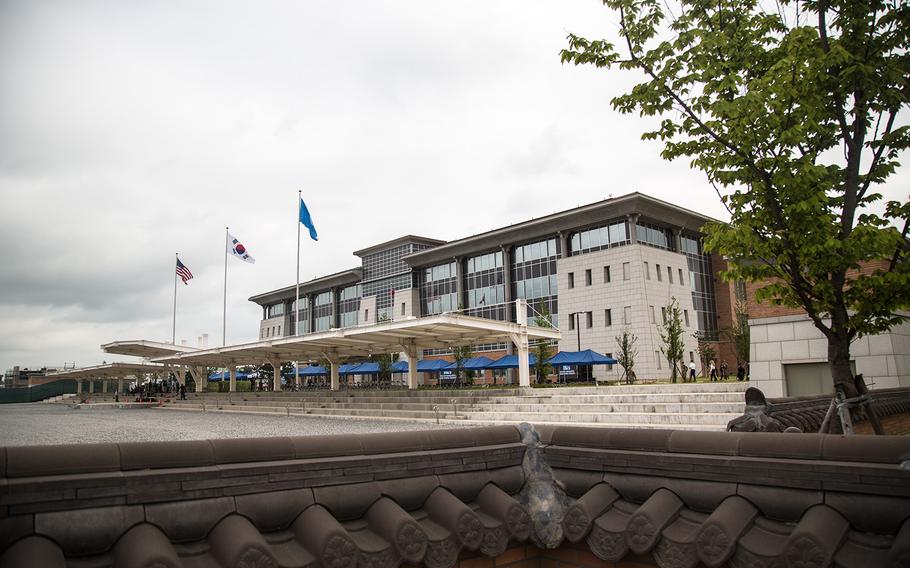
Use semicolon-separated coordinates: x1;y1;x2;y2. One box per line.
249;192;738;382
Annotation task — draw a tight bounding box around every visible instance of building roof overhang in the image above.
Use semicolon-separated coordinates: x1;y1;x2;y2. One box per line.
402;192;721;267
151;313;561;366
248;268;363;306
101;340;200;359
352;235;447;258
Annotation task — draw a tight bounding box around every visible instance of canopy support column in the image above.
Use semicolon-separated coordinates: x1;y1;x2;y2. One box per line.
89;378;95;394
403;340;419;390
189;366;205;393
511;298;531;388
117;378;124;393
229;364;237;393
76;379;82;396
102;380;108;393
169;364;183;387
323;351;340;391
267;357;282;392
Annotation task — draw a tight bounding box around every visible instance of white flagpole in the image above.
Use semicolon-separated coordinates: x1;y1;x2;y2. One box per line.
296;190;301;336
173;252;178;344
223;226;229;346
295;190;301;388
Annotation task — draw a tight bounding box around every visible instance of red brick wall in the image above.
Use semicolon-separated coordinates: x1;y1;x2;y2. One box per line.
746;260;892;320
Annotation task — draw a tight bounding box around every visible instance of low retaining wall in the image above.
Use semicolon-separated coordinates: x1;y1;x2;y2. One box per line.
1;425;908;568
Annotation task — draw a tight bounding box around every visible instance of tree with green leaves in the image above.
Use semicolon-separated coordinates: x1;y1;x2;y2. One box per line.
374;352;396;385
452;344;473;387
659;298;686;383
615;328;638;384
694;332;717;381
562;0;908;425
723;301;751;368
532;301;554;383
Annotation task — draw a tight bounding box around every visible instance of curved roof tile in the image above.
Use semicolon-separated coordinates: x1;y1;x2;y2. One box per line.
2;425;908;568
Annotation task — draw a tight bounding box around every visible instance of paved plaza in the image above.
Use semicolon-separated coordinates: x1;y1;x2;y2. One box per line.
0;404;467;446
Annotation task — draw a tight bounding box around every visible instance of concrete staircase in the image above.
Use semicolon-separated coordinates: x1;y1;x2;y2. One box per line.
161;389;516;422
457;383;748;430
154;382;748;431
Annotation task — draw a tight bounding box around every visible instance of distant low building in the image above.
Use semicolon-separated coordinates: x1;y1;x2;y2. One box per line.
2;366;61;389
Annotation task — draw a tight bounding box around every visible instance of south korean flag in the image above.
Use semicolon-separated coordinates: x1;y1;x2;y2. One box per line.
227;232;256;264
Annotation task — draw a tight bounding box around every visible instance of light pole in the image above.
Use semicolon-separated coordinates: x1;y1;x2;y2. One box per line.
570;312;582;351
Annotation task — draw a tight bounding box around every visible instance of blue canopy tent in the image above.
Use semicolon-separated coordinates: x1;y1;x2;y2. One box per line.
348;362;380;375
290;365;328;377
459;356;497;371
547;349;618;365
487;354;538;369
207;371;251;382
390;361;410;373
417;359;452;372
338;363;363;376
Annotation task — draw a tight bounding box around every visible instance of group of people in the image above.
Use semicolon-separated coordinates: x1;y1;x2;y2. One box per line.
686;359;747;382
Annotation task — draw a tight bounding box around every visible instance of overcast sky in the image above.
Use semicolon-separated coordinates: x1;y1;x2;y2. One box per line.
1;1;906;373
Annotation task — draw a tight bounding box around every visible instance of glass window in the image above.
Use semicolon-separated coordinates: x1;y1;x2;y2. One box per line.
568;315;575;330
585;311;593;328
585;269;592;286
644;262;650;280
605;309;612;326
684;309;690;327
679;268;684;285
668;266;673;284
623;262;630;280
604;266;611;283
656;264;662;282
650;305;656;324
624;306;632;324
568;272;574;289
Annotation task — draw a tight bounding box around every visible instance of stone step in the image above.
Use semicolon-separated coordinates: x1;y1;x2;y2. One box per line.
477;393;746;404
525;382;748;395
457;410;738;426
465;402;744;413
164;402;467;420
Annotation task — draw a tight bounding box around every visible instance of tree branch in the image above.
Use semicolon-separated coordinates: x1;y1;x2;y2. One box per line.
616;5;786;231
857;109;897;202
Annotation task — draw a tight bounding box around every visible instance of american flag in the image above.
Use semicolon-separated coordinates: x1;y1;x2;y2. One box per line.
176;258;194;285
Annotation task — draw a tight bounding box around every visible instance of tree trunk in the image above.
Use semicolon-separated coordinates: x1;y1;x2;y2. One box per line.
828;332;858;399
827;332;885;434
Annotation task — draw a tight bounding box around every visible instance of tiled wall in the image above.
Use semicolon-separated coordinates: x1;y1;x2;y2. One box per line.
749;313;910;396
556;245;700;381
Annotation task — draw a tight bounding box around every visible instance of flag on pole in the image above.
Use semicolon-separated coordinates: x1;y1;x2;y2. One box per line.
299;198;318;241
176;258;194;284
227;232;256;264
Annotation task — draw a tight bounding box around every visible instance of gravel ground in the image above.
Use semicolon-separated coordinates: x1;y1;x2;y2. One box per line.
0;404;471;446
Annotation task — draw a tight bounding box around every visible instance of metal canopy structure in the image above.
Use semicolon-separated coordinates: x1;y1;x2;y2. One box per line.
151;306;560;390
101;340;199;359
48;362;166;379
46;362;168;396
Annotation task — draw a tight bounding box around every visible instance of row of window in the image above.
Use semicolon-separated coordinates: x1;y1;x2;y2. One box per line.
567;263;627;289
261;324;282;339
643;261;686;286
565;302;693;331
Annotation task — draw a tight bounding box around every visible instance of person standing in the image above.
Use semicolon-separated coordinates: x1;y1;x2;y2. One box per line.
709;360;717;382
179;384;187;400
720;360;728;381
736;363;746;381
688;361;696;381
